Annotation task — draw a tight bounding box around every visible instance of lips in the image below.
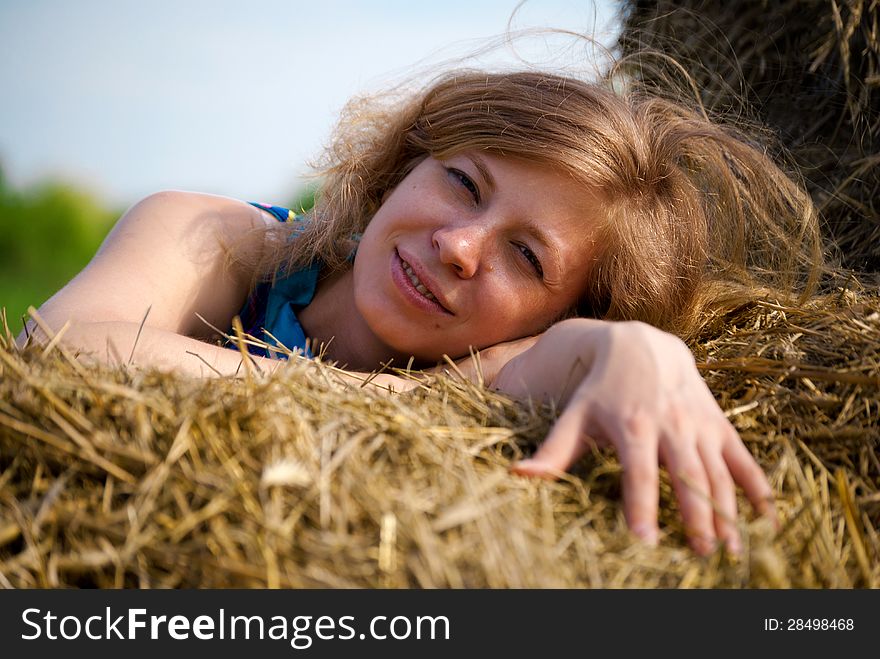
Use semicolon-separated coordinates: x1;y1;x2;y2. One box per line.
400;257;437;300
394;250;453;314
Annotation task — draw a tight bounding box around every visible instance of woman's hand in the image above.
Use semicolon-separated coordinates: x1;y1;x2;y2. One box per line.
490;318;775;555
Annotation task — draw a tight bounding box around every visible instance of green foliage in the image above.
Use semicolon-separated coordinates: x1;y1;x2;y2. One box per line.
0;164;119;329
287;180;318;214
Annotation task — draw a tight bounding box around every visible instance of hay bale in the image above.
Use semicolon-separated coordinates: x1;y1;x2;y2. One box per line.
620;0;880;273
1;292;877;588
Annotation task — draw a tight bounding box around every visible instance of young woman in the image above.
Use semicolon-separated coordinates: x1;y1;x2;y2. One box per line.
18;68;823;556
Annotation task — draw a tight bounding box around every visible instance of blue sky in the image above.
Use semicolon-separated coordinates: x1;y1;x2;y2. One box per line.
0;0;620;207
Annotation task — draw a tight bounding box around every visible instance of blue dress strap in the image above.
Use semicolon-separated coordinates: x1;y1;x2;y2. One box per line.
231;203;320;359
250;202;296;224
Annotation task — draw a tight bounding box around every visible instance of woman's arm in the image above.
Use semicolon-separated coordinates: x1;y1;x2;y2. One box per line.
485;318;775;556
17;190;270;347
25;314;415;395
24;316;276;378
17;190;417;394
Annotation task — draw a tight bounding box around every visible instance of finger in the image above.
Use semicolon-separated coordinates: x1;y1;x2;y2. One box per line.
615;430;661;545
722;430;778;528
660;438;717;555
698;439;741;554
514;405;662;546
511;398;595;479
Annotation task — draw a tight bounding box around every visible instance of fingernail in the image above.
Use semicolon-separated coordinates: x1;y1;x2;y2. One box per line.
727;537;742;556
511;460;561;481
760;497;780;530
510;459;532;473
511;459;544;475
631;524;658;546
691;536;714;556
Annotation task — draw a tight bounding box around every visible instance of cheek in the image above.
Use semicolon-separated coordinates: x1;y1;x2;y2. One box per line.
353;218;390;266
473;283;545;332
351;243;384;306
512;290;572;331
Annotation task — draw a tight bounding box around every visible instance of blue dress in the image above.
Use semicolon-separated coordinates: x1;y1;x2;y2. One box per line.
232;203;320;359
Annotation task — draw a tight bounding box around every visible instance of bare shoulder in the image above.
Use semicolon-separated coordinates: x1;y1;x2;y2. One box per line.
30;190;277;339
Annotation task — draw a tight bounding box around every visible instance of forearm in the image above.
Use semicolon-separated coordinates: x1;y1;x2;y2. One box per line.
22;320;418;392
488;318;607;404
21;319;275;378
430;334;545;388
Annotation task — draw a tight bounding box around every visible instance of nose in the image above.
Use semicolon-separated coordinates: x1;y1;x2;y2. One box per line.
432;224;488;278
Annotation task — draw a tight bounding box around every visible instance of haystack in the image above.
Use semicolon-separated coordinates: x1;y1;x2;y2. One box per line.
620;0;880;273
1;291;877;588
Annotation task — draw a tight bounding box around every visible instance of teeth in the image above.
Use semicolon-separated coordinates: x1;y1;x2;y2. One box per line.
401;258;436;301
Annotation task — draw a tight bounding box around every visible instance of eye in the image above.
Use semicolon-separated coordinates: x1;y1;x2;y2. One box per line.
448;168;480;204
515;243;544;278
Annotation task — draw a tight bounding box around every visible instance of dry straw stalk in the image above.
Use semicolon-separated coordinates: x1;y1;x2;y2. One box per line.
1;291;877;588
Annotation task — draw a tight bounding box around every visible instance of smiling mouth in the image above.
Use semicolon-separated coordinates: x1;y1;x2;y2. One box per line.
396;252;453;314
399;257;437;301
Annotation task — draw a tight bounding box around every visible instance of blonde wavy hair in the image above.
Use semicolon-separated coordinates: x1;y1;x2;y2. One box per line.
254;62;824;341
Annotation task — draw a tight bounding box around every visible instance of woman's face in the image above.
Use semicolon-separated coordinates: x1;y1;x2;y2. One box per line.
351;151;600;361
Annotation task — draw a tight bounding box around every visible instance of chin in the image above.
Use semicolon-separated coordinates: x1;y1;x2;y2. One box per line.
384;333;459;364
